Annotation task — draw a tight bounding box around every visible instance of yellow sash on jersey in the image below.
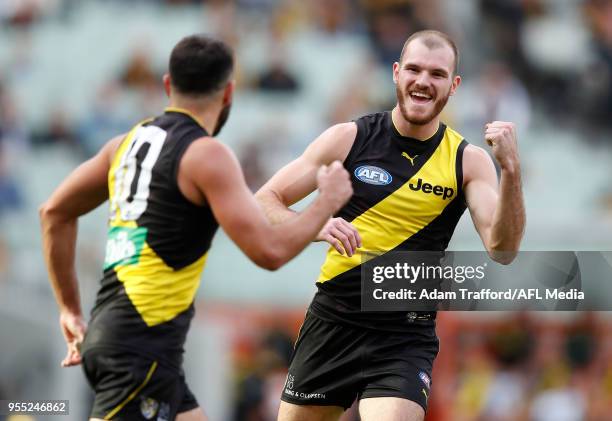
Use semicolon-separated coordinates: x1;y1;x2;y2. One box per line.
318;127;464;283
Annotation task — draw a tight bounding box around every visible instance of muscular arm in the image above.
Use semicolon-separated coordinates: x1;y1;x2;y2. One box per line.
256;122;356;221
40;136;122;314
39;134;123;366
463;129;526;264
178;138;352;270
255;122;361;255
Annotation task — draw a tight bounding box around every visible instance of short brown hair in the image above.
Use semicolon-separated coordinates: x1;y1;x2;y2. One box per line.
399;30;459;74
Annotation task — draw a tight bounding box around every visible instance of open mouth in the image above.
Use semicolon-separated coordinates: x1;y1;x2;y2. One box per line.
409;91;433;104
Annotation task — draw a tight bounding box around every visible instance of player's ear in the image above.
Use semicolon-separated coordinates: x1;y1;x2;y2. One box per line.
449;75;461;96
392;62;400;84
163;74;172;98
222;80;235;105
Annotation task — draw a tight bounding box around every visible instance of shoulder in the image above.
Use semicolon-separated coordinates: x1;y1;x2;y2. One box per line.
322;122;357;139
463;144;496;185
184;135;231;155
176;136;242;205
101;133;128;164
303;122;357;164
320;121;357;139
180;136;240;179
464;144;490;161
103;117;156;163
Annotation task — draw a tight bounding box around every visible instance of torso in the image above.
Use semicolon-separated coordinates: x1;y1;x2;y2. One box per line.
311;111;469;331
82;109;219;366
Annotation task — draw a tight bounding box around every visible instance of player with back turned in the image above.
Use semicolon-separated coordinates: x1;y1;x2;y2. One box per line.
255;30;526;421
39;34;352;421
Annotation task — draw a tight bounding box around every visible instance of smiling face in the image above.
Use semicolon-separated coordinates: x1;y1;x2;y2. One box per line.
393;37;460;126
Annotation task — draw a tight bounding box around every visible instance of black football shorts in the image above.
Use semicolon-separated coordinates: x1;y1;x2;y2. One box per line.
82;347;198;420
281;310;439;412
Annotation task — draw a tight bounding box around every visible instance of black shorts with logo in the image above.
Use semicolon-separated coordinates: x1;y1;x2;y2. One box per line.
280;310;439;412
82;347;198;420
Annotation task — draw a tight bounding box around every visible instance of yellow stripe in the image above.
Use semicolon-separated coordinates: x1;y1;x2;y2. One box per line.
104;361;158;420
108;125;140;227
116;248;208;326
317;128;464;282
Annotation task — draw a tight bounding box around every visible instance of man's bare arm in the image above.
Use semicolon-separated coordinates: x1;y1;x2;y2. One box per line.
255;122;361;255
39;135;123;366
464;122;525;264
179;138;352;270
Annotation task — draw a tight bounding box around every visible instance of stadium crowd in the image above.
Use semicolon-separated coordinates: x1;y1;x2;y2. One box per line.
1;0;611;420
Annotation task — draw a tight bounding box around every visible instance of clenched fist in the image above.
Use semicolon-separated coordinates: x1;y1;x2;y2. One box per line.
317;161;353;215
484;121;520;171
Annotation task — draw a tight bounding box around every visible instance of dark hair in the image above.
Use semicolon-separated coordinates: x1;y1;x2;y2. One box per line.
169;34;234;96
400;30;459;74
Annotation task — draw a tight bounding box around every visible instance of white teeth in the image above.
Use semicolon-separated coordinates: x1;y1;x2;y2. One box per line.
411;92;431;99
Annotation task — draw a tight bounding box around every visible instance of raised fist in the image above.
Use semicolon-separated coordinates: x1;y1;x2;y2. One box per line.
316;161;353;214
484;121;520;171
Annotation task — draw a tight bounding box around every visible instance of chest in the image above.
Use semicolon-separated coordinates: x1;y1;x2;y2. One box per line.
344;137;459;221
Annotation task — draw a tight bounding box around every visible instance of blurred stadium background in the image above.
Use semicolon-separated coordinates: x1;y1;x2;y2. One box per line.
1;0;612;420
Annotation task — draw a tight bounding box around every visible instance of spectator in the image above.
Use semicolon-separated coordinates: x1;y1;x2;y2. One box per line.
31;107;80;150
119;47;159;91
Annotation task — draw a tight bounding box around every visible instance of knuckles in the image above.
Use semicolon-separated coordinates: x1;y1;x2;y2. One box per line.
487;121;516;131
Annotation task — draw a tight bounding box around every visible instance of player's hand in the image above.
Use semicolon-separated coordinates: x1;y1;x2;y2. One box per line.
484;121;520;171
59;311;87;367
316;217;362;256
316;161;353;213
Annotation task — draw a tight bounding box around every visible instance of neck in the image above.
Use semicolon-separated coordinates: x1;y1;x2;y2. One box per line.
168;96;220;135
391;106;439;140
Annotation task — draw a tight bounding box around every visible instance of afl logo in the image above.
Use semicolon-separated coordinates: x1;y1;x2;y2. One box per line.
354;165;392;186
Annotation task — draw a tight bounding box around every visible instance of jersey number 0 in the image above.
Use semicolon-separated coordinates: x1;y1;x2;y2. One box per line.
111;125;166;221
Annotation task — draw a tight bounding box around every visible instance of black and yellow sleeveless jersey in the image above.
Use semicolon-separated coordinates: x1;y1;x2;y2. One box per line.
310;111;468;331
82;108;218;367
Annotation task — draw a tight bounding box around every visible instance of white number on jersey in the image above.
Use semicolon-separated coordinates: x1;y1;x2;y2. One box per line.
110;125;166;221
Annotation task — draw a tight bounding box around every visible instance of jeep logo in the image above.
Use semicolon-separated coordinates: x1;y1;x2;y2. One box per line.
409;178;454;200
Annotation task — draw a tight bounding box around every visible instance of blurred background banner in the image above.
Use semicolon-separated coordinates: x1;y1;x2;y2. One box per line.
0;0;611;420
